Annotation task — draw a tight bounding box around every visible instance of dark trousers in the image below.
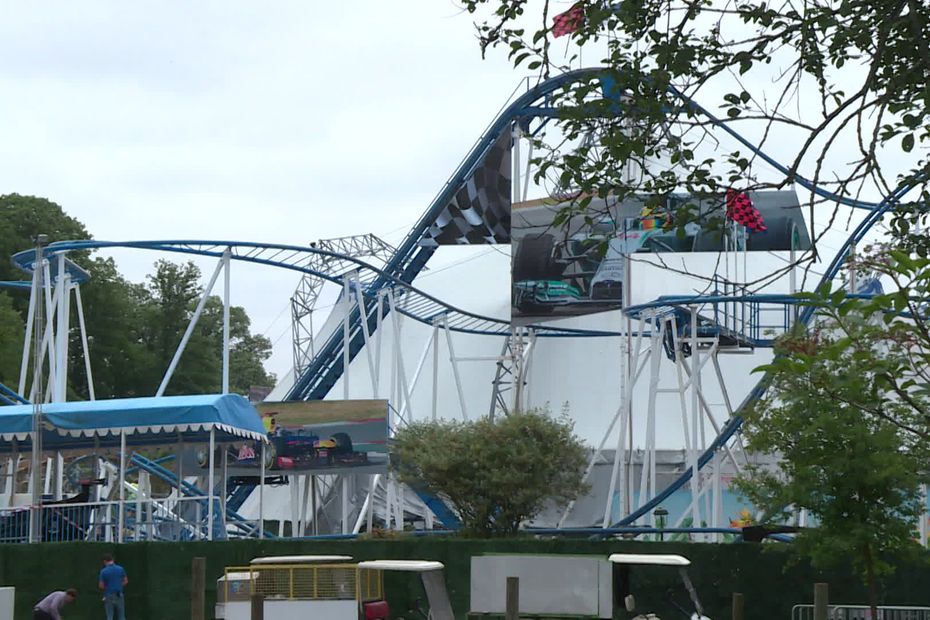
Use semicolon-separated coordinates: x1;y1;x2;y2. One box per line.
33;610;54;620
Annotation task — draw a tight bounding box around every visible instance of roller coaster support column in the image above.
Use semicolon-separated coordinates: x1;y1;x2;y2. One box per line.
29;235;47;544
352;473;380;535
350;272;378;397
38;259;57;403
375;292;385;399
512;330;526;414
223;248;231;394
513;124;521;202
342;276;352;400
74;286;95;400
598;315;646;528
442;316;469;421
207;427;214;541
221;446;228;531
387;289;414;423
53;254;71;403
635;316;666;525
157;254;226;397
511;328;537;414
18;266;37;396
488;328;537;421
118;429;126;543
689;307;701;538
488;336;510;421
432;320;440;420
399;326;435;423
259;442;265;539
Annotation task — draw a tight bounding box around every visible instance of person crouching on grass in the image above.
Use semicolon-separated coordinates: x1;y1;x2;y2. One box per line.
33;589;77;620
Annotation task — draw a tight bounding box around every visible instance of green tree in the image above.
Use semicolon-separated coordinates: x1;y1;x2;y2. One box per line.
738;306;930;615
0;198;275;401
139;259;274;396
0;194;90;313
392;409;588;536
69;257;158;400
227;306;275;395
143;259;203;379
0;293;25;391
461;0;929;273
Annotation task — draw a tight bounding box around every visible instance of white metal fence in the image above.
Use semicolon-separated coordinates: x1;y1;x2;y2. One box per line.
792;605;930;620
0;497;262;543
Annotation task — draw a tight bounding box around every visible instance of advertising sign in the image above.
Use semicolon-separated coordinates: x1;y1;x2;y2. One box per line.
200;399;389;476
511;190;810;322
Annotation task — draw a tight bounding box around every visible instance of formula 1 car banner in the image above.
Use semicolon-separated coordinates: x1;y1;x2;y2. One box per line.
511;190;811;322
195;399;389;475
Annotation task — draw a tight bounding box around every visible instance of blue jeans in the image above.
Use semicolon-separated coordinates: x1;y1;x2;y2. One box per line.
104;592;126;620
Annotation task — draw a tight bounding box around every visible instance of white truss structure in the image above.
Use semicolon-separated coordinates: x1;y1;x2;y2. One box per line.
289;234;396;377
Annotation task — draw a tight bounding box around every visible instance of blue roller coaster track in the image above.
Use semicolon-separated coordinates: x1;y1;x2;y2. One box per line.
12;66;924;532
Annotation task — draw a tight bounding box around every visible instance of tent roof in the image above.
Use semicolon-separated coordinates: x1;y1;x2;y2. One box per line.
0;394;266;454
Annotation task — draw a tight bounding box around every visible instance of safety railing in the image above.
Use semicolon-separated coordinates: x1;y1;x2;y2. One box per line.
636;278;798;350
792;605;930;620
224;564;383;602
0;496;260;543
709;279;794;346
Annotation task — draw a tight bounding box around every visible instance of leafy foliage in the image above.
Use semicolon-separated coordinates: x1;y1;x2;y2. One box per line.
738;279;930;612
117;259;276;397
0;294;24;389
461;0;929;277
392;409;588;536
0;195;274;400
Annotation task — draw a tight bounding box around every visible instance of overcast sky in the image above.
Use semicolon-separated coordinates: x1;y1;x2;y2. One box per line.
0;1;894;396
0;1;540;378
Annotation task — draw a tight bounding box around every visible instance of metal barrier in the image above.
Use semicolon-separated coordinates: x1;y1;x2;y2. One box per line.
0;496;261;543
225;564;383;602
792;605;930;620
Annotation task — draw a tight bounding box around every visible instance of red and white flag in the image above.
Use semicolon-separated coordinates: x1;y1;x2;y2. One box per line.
552;2;584;38
726;189;767;232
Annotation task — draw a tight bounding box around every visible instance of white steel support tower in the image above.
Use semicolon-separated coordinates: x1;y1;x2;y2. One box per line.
290;234;396;377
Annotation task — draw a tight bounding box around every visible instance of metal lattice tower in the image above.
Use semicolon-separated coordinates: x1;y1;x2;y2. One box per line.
488;327;536;420
290;234;397;378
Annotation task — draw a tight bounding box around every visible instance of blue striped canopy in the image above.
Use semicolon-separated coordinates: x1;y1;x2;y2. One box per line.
0;394;266;454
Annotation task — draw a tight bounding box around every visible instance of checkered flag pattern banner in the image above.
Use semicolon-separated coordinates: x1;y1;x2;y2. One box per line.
552;2;584;38
419;131;512;246
726;189;767;232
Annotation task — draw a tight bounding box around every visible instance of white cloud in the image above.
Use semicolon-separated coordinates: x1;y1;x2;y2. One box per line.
0;1;524;378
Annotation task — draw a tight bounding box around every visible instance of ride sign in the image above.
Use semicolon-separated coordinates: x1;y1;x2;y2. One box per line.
198;399;389;475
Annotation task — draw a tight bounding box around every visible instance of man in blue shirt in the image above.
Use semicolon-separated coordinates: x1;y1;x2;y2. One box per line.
98;554;128;620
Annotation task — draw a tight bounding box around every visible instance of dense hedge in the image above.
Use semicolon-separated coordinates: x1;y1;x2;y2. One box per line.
3;537;929;619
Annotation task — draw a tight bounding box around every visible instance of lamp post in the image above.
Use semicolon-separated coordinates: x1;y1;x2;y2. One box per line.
654;506;669;542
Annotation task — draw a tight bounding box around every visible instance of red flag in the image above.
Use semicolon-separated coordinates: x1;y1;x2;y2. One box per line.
726;189;767;232
552;2;584;38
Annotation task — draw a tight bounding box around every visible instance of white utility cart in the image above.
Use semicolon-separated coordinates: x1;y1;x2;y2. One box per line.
609;554;711;620
216;555;353;620
469;552;711;619
217;555;454;620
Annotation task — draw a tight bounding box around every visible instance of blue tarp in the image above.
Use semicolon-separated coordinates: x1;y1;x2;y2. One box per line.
0;394;266;454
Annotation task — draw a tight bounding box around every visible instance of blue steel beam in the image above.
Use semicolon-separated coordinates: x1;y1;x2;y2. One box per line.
289;66;892;402
613;174;925;526
0;382;29;405
9;66;921;530
12;240;619;340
